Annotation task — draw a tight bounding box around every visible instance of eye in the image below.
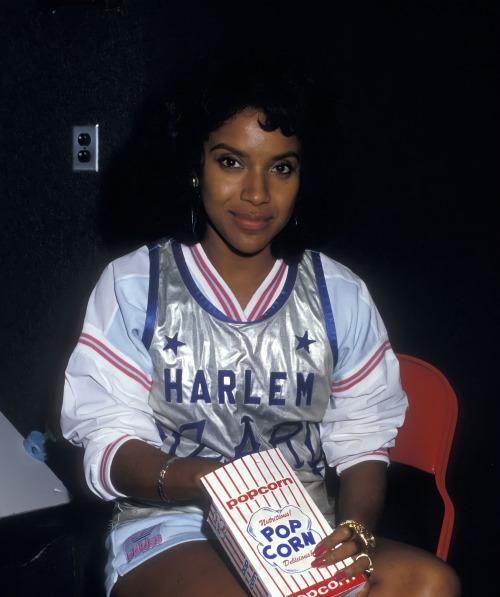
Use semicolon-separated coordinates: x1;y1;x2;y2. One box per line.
217;156;242;169
272;162;294;175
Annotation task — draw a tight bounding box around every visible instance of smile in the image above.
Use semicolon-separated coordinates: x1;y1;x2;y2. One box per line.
230;212;273;231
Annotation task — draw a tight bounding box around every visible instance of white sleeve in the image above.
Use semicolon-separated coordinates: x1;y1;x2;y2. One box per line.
61;245;163;500
318;254;408;474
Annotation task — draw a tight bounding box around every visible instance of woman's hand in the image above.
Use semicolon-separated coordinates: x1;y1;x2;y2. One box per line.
310;459;385;591
311;523;374;581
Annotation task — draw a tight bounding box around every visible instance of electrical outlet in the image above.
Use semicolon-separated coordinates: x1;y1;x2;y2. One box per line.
72;124;99;171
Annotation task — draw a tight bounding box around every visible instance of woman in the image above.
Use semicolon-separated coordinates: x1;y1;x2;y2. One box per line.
61;58;461;596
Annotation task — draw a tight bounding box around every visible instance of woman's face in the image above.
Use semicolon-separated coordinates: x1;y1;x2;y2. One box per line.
200;108;301;258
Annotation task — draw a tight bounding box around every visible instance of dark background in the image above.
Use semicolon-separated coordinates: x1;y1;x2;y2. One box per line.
0;0;498;595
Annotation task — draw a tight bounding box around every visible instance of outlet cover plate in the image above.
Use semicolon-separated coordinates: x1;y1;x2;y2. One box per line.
72;124;99;171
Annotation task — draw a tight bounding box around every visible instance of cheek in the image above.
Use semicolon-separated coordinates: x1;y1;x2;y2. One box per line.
201;172;235;206
278;183;299;214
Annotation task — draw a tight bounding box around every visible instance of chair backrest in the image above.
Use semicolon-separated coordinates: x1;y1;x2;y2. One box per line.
390;353;458;561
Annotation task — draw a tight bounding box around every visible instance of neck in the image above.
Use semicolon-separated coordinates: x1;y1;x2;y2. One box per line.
200;235;276;310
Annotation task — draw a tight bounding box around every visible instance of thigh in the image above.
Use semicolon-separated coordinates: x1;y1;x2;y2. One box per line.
367;538;461;597
111;540;250;597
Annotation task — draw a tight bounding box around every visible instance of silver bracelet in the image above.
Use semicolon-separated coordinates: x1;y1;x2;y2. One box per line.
157;456;180;506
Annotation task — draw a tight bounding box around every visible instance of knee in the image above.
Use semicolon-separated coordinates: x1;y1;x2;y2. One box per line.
376;553;461;597
414;558;461;597
373;539;461;597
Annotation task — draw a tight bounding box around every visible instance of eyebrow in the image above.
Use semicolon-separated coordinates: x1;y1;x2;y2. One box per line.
209;143;300;162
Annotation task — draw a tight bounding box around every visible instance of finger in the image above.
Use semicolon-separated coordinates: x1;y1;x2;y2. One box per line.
330;552;374;582
311;535;360;569
311;525;354;557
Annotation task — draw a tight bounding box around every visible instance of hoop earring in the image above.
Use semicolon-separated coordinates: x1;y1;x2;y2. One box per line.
191;206;198;235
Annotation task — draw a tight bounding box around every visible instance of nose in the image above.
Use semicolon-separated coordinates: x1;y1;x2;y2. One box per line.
241;169;270;205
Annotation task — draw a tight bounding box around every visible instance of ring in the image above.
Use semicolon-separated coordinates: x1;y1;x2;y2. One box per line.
338;520;376;556
355;553;374;576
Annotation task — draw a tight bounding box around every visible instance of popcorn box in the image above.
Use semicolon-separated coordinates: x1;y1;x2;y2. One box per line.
201;448;366;597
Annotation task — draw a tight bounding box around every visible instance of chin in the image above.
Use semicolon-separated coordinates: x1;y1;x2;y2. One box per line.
229;242;270;257
220;233;271;255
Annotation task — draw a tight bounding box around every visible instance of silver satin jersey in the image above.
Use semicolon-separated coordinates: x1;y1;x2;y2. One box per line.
145;239;337;494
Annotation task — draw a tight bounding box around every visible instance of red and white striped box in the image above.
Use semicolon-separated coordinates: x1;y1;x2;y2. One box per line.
201;448;366;597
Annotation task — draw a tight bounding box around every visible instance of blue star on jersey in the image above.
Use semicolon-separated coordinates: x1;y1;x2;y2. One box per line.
163;332;185;355
295;331;316;353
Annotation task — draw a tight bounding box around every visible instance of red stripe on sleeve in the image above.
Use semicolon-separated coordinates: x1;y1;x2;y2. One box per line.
79;333;151;391
99;435;130;495
331;340;391;393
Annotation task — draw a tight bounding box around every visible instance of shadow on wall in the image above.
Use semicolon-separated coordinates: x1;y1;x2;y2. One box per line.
97;92;186;256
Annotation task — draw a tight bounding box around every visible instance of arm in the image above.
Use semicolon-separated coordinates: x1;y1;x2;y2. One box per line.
62;247;164;500
319;255;407;475
110;439;223;505
62;246;224;504
310;461;386;580
338;460;387;531
311;256;406;579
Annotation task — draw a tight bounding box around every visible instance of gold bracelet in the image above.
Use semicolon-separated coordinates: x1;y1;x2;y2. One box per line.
157;456;180;506
338;520;376;555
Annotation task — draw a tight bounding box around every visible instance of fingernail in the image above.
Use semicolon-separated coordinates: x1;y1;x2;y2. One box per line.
311;557;326;568
312;544;326;557
333;570;346;581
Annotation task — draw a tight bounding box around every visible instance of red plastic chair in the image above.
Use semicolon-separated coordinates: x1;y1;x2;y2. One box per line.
390;353;458;561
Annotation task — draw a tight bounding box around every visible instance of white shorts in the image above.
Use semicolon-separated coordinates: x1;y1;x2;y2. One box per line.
104;511;206;596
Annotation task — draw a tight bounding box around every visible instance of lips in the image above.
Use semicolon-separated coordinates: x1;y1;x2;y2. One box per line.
231;211;273;231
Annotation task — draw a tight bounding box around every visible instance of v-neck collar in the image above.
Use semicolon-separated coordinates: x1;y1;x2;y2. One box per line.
174;242;296;323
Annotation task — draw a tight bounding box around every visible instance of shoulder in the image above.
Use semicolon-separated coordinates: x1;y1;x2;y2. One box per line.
309;251;389;373
313;251;362;282
97;240;176;291
87;244;152;331
312;251;382;320
310;250;371;303
106;244;152;281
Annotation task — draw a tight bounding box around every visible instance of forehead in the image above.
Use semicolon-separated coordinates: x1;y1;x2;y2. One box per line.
204;109;301;156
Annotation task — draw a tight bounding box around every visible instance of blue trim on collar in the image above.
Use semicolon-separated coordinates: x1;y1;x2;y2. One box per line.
311;251;338;366
258;262;297;321
172;241;233;321
142;242;160;349
172;241;297;323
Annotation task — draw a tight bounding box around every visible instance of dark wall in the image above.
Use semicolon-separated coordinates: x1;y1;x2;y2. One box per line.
1;1;498;594
0;0;209;434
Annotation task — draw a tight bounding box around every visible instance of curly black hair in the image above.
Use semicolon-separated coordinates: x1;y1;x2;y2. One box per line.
99;55;340;262
161;56;339;263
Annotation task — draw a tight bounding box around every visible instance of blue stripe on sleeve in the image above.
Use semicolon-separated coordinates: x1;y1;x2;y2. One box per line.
142;243;160;349
311;251;338;366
